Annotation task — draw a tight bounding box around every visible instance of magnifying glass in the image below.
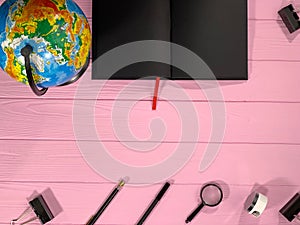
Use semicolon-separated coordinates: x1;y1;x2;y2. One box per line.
185;183;223;223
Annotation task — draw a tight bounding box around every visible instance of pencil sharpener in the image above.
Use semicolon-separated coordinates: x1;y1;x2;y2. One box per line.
244;192;268;217
278;4;300;33
279;193;300;222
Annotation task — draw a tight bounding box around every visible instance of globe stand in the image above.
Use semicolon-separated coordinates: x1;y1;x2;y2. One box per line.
21;45;90;96
58;53;90;87
21;45;48;96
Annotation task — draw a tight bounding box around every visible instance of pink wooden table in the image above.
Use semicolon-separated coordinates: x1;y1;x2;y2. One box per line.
0;0;300;224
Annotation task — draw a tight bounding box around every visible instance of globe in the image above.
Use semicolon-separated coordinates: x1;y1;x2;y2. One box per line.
0;0;91;89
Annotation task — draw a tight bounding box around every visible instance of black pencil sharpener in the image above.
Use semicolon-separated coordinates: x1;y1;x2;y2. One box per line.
278;4;300;33
279;193;300;222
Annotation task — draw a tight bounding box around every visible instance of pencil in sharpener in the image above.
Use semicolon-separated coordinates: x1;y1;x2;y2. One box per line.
11;188;62;225
279;193;300;222
278;4;300;33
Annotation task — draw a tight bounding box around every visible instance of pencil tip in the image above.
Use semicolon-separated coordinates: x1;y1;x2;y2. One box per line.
121;176;130;184
167;179;175;185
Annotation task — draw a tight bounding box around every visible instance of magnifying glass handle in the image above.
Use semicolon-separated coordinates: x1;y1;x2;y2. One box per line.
185;203;205;223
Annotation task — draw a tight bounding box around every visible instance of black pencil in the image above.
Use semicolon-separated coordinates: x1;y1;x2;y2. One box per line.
86;179;126;225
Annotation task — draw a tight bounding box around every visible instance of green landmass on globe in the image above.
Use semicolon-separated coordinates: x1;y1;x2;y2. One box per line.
0;0;91;87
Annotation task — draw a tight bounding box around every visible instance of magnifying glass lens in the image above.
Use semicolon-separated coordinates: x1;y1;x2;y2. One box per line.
201;185;223;206
186;184;223;223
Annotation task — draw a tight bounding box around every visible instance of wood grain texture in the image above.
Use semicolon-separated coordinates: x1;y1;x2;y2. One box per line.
1;99;300;144
0;140;299;185
0;0;299;225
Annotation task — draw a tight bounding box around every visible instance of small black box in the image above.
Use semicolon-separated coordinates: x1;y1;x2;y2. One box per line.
279;193;300;222
278;4;300;33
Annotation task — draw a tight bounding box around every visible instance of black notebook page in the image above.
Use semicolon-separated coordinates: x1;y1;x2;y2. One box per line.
171;0;248;80
92;0;171;79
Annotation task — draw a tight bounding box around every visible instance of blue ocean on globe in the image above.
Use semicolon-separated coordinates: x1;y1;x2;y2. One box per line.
0;0;91;88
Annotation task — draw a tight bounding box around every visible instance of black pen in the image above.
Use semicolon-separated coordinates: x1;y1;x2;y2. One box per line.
86;179;126;225
136;181;171;225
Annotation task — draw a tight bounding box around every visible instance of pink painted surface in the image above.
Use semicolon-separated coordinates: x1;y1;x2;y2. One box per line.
0;0;300;224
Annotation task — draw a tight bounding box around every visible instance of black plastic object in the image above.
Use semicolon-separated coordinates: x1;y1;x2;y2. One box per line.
185;183;223;223
136;182;171;225
11;188;62;225
86;179;126;225
279;193;300;222
278;4;300;33
21;45;90;96
29;195;55;224
92;0;248;80
21;45;48;96
245;192;259;212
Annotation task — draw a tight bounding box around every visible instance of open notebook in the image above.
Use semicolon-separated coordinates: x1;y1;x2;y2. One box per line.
92;0;248;80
